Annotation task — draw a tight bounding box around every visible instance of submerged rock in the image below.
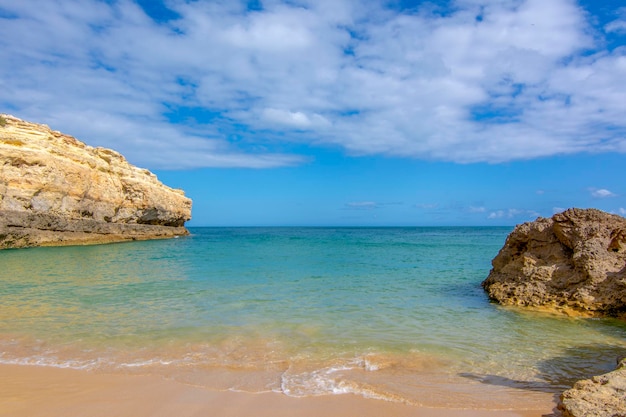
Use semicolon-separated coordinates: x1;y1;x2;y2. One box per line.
0;114;192;249
558;357;626;417
482;208;626;319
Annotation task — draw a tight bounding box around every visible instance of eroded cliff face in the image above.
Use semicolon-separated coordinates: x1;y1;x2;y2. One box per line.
482;208;626;319
0;114;192;248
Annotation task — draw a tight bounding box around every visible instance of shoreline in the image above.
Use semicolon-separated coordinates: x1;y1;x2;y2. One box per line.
0;364;556;417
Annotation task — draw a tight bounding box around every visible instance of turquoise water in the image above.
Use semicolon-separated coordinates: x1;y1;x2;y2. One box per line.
1;227;625;408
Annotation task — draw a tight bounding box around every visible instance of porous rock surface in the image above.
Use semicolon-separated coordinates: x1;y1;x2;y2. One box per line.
0;114;192;249
558;357;626;417
482;208;626;318
482;208;626;416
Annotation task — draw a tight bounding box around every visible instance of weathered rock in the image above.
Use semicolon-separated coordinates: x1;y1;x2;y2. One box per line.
558;357;626;417
0;114;192;248
482;208;626;319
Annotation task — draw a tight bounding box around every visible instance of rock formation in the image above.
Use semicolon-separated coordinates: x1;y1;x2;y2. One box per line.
482;208;626;319
483;209;626;416
558;357;626;417
0;114;192;249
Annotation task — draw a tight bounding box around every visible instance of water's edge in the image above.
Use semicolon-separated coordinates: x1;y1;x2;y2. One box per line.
1;227;625;408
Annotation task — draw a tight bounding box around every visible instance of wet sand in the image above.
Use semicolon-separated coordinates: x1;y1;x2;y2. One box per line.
0;365;556;417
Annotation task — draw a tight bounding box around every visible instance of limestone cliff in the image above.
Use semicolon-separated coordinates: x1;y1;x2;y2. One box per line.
482;208;626;319
0;114;192;248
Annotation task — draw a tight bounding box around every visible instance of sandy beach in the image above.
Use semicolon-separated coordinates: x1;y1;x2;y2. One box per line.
1;229;596;417
0;364;556;417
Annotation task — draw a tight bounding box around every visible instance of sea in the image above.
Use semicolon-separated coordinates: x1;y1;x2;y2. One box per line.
1;227;625;409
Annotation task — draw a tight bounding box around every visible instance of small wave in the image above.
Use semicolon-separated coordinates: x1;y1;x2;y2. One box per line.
279;358;414;405
0;353;104;370
117;358;176;368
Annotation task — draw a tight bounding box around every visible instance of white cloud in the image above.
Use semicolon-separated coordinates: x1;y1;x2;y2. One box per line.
488;208;540;219
590;188;618;198
553;207;566;214
263;108;313;128
1;0;625;169
619;208;626;216
222;10;314;52
605;19;626;34
261;108;330;128
488;211;505;219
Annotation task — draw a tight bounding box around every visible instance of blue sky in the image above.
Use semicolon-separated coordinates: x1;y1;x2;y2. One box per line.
1;0;625;226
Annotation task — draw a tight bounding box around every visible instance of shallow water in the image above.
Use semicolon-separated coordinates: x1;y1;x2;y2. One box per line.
1;227;625;408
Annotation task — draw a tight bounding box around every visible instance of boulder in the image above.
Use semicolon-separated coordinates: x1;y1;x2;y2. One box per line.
482;208;626;319
558;357;626;417
483;209;626;416
0;114;192;248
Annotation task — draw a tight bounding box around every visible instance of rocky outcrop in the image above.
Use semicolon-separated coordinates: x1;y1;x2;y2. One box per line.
558;357;626;417
483;209;626;415
482;208;626;319
0;114;192;249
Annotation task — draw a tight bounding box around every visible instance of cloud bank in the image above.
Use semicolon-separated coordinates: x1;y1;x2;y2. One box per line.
1;0;625;169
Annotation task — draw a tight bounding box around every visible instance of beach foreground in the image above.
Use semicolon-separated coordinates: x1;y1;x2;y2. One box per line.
4;228;623;417
0;365;555;417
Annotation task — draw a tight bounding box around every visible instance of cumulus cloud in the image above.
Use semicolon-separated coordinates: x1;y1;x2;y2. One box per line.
1;0;625;169
620;208;626;216
261;108;330;128
590;188;618;198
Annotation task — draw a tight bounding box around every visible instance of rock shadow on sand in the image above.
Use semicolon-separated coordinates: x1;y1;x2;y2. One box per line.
459;343;626;416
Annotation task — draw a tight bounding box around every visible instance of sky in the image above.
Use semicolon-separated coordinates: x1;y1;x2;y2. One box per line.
1;0;625;226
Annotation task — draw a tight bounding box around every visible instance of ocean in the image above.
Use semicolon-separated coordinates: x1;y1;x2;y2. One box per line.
1;227;625;409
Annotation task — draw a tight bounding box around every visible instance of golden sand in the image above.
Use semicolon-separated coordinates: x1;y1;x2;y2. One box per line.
0;365;556;417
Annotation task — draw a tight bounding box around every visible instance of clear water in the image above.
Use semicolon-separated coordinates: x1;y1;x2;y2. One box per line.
1;227;625;408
